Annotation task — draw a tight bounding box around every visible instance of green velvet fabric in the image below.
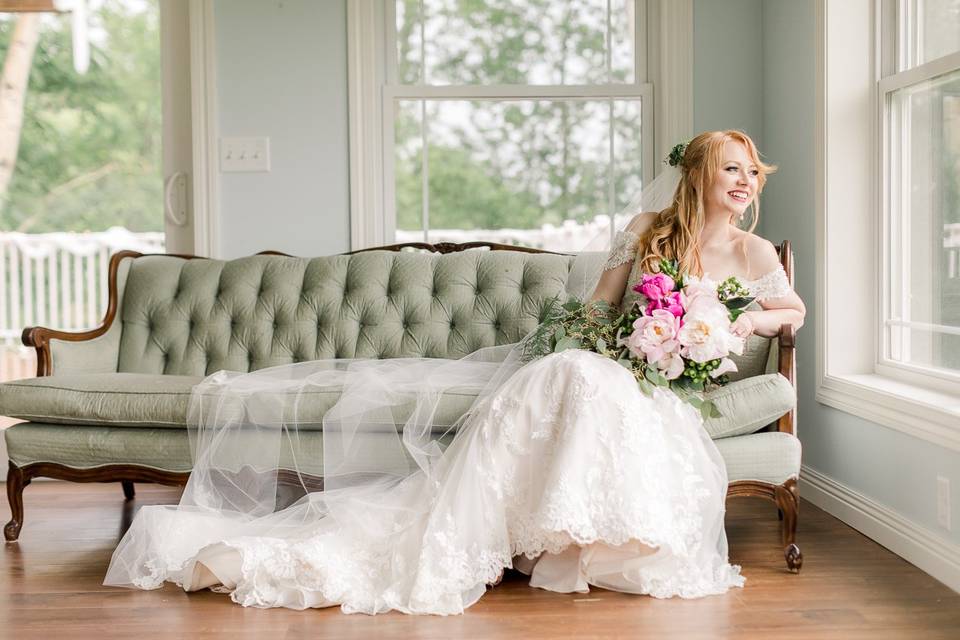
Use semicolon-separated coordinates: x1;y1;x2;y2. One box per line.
5;422;799;484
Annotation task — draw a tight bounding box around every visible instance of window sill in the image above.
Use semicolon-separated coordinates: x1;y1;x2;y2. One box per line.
816;373;960;452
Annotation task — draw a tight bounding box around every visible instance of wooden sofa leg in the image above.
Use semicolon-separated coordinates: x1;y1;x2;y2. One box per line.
774;477;802;573
121;480;136;500
5;462;31;542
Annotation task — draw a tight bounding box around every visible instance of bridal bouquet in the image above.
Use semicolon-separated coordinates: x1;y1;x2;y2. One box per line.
521;259;755;419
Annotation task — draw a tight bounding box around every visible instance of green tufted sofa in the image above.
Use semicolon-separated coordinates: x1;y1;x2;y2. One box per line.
0;241;802;571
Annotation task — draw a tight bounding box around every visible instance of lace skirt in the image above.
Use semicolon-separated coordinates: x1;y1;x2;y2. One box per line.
103;349;744;615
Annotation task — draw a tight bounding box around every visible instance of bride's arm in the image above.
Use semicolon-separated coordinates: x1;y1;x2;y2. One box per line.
588;213;655;307
743;236;806;338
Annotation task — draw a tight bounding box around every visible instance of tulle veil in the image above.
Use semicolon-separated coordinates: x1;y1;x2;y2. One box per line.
102;165;685;601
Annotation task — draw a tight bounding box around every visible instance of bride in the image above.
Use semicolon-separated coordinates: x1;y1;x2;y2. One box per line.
103;129;806;615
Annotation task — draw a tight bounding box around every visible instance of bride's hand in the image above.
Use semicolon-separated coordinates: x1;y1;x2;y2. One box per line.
730;311;755;339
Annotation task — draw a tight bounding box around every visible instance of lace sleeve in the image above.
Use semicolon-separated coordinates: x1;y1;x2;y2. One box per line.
749;264;792;301
602;230;640;271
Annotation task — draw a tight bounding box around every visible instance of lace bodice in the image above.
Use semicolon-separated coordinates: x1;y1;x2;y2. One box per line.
605;229;793;313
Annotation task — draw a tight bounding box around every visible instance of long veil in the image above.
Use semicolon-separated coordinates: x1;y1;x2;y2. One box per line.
103;166;685;612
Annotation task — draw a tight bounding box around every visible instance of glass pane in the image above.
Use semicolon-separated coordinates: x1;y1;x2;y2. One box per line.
886;68;960;374
905;0;960;68
395;100;425;237
396;0;636;85
393;98;643;252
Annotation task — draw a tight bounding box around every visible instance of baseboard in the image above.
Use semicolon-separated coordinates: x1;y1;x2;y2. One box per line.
800;465;960;593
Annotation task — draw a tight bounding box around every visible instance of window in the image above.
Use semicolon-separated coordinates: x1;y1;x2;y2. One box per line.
815;0;960;451
879;0;960;389
384;0;652;251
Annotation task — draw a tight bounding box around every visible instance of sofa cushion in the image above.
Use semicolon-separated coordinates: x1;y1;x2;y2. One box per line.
0;372;481;430
0;373;200;428
713;432;801;484
701;373;796;439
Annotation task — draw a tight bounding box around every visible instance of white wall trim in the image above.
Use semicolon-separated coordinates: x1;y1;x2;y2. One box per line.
347;0;388;251
801;465;960;594
188;0;220;259
650;0;693;166
818;374;960;453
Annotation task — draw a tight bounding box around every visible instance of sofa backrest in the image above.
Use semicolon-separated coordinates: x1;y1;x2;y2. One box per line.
115;251;584;376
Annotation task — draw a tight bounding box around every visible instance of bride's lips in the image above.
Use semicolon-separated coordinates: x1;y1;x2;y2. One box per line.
727;190;749;204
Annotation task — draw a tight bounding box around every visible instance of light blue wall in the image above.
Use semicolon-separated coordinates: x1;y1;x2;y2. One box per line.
758;0;960;545
213;0;350;258
693;0;764;150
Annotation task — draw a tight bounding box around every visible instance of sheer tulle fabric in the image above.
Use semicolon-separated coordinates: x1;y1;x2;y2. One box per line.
103;171;747;615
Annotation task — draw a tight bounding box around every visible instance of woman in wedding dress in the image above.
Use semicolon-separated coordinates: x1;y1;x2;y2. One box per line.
103;130;806;615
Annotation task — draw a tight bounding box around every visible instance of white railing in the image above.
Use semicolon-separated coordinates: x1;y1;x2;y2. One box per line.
0;227;164;381
395;213;632;252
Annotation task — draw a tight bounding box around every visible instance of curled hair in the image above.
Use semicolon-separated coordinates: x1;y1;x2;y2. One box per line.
637;130;777;277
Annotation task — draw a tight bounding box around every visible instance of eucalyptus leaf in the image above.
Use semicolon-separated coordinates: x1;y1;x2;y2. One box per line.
725;297;753;308
700;401;713;421
644;367;659;385
554;337;582;352
596;338;607;352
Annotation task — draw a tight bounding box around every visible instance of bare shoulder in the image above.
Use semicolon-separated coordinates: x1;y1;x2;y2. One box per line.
624;211;657;236
741;232;782;278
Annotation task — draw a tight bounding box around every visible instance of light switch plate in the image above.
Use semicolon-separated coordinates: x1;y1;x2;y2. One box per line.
220;137;270;172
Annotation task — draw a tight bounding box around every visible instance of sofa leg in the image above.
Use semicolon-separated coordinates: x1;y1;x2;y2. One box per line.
774;478;802;573
5;462;31;542
121;481;136;500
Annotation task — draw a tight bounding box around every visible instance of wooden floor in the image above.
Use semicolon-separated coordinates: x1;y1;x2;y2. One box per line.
2;482;958;639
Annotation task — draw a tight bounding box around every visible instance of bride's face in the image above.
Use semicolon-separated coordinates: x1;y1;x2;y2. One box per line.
704;140;759;220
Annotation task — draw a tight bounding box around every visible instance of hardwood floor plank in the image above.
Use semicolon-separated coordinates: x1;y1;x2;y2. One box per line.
1;481;958;639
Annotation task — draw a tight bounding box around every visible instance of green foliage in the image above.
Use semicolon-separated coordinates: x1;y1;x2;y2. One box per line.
0;1;162;232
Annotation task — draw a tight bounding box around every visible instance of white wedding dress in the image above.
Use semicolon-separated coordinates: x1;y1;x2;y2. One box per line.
103;229;792;615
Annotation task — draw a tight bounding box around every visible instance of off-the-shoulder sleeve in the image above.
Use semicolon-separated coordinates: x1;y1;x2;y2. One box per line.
602;229;639;271
749;264;792;301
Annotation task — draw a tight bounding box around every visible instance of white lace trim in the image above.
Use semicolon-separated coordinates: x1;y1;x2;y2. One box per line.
602;230;640;271
746;264;791;301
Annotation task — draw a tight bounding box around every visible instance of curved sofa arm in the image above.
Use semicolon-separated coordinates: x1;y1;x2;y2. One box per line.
21;251;140;377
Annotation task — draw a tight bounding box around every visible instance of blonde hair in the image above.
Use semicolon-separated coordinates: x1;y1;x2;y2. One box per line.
637;130;777;276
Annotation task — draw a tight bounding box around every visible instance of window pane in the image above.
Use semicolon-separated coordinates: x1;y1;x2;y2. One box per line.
393;98;643;252
394;100;425;235
396;0;637;85
886;68;960;374
905;0;960;68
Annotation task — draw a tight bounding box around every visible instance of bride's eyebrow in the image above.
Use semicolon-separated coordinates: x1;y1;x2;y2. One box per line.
723;159;758;168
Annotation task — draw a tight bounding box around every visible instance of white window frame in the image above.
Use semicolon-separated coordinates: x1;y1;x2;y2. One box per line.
347;0;693;250
815;0;960;453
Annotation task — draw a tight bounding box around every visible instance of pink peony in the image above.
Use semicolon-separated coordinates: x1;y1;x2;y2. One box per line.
633;272;676;302
647;291;684;318
625;309;682;363
656;352;686;380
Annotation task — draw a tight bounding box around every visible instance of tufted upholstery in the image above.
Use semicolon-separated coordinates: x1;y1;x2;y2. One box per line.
115;251;577;376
